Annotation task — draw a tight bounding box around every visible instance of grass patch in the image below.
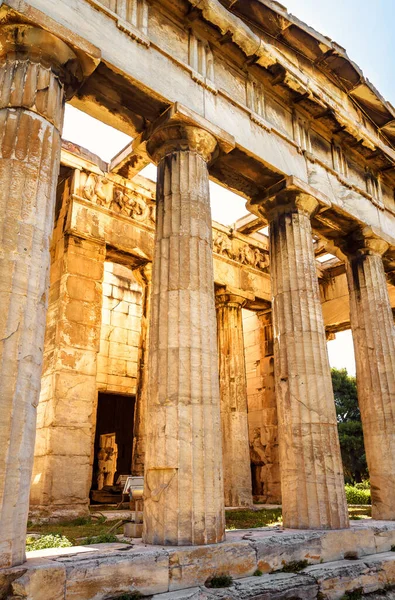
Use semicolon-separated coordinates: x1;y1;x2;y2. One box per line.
205;575;233;588
225;506;371;531
27;516;123;546
225;508;282;530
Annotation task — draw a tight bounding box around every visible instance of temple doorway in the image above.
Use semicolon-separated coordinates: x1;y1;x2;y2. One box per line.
91;393;135;503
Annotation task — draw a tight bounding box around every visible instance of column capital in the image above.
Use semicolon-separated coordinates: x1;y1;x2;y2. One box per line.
215;286;254;309
250;176;330;223
336;227;389;259
0;23;97;101
145;103;235;164
147;123;217;164
215;291;247;309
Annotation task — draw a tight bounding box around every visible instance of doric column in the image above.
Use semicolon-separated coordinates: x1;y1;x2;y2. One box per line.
215;289;252;507
258;190;349;530
250;310;281;504
0;24;88;567
131;262;152;476
343;230;395;520
143;117;225;546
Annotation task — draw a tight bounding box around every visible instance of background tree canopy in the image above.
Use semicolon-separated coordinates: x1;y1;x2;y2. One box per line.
331;367;368;483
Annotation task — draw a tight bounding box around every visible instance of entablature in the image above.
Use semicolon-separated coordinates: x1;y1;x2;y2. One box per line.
6;0;395;252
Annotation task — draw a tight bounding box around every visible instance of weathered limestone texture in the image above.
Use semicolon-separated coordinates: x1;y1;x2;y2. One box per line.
215;289;252;507
30;233;105;520
0;24;84;567
243;310;281;503
132;263;152;476
344;231;395;520
97;261;142;395
259;191;349;530
143;118;225;545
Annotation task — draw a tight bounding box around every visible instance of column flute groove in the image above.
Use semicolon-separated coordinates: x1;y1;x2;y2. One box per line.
143;121;225;545
215;289;253;508
342;231;395;519
0;24;89;567
258;190;348;530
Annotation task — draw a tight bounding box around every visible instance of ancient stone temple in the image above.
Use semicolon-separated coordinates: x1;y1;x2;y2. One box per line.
1;0;395;597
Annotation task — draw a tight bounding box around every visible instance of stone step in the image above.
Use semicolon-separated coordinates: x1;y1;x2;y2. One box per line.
4;523;395;599
150;551;395;600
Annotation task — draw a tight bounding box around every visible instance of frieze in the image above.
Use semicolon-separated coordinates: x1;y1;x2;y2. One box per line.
213;230;269;272
79;171;155;227
77;171;269;270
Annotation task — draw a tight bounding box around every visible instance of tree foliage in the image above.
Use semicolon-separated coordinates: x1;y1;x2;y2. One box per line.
331;368;368;483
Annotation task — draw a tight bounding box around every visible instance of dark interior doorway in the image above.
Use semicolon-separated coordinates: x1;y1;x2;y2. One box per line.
91;393;135;492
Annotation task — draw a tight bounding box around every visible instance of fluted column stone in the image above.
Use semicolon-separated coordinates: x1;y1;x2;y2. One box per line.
131;262;152;476
216;290;252;507
259;191;349;530
0;24;85;567
143;121;225;545
254;311;281;503
344;231;395;520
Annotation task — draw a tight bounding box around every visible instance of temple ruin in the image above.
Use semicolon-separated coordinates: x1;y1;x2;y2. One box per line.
1;0;395;597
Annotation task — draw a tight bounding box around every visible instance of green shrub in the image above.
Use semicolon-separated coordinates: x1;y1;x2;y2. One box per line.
345;484;371;505
206;575;233;588
253;569;263;576
80;532;118;545
26;534;72;551
354;480;370;490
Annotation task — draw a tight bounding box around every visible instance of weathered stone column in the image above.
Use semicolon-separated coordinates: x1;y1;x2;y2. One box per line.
131;262;152;476
344;230;395;520
0;25;87;567
249;310;281;504
215;289;252;507
258;190;349;530
143;117;225;545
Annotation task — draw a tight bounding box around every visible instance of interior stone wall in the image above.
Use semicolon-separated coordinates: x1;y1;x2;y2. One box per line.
30;176;106;519
97;262;143;395
243;309;281;504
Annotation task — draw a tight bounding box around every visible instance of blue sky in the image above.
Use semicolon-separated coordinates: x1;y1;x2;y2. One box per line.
284;0;394;105
63;1;394;376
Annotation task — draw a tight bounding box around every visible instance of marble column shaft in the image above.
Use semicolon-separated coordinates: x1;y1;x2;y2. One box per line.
216;291;252;507
256;310;281;503
265;193;349;530
345;234;395;519
131;263;152;476
143;123;225;546
0;25;81;567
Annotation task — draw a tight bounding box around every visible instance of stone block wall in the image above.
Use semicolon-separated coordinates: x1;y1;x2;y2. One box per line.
97;262;143;395
242;309;281;504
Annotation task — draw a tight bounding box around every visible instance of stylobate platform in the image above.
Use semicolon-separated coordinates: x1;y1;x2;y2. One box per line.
2;521;395;599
